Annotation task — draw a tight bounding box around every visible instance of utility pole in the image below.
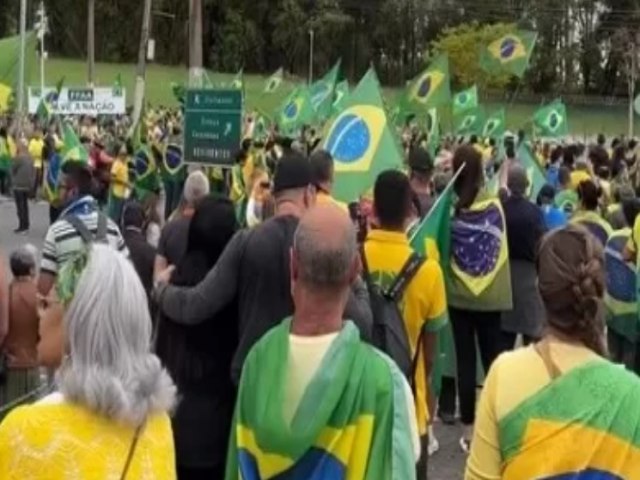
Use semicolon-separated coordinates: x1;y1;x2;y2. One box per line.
36;2;48;95
188;0;204;87
308;29;315;85
17;0;27;116
87;0;95;86
130;0;153;136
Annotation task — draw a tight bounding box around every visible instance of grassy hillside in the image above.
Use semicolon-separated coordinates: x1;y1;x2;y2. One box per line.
43;58;636;137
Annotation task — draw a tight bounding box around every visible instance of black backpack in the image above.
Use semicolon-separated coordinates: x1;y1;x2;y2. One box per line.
361;246;425;385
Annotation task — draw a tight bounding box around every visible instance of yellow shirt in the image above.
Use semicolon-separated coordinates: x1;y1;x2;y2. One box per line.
570;169;591;190
466;341;599;480
0;396;176;479
626;214;640;256
111;157;130;199
364;229;447;434
28;138;44;169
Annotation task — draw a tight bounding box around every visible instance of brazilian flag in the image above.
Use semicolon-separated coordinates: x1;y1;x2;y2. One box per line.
252;110;272;140
0;31;36;112
452;85;478;116
533;100;569;138
263;67;284;94
275;87;316;135
61;122;90;169
605;228;637;343
230;68;244;91
332;80;349;116
480;30;538;78
321;68;403;203
455;106;485;136
425;108;440;157
310;59;341;121
161;143;186;182
404;54;451;110
482;109;506;139
133;144;160;198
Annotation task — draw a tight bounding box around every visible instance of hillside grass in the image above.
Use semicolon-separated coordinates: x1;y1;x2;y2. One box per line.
43;57;637;137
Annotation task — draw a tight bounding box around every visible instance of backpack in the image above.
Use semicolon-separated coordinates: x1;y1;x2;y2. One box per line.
360;246;425;385
64;212;109;245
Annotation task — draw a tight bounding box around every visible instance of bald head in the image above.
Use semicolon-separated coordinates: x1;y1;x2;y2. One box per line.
293;204;358;293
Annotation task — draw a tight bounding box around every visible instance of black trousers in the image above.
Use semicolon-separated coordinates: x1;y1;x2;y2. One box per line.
0;170;9;196
416;434;428;479
177;465;224;480
14;189;29;230
450;307;503;426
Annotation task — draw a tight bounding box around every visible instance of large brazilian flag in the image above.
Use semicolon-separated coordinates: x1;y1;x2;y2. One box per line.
479;30;537;78
403;54;451;110
605;229;638;343
276;86;316;135
499;360;640;479
322;68;403;203
225;319;416;480
0;31;37;112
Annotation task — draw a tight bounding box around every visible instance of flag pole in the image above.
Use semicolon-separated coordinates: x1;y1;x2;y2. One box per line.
409;162;465;245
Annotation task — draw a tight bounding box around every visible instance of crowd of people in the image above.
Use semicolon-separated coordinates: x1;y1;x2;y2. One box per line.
0;105;639;479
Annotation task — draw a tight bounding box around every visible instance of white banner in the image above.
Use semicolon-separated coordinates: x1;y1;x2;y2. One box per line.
28;86;126;116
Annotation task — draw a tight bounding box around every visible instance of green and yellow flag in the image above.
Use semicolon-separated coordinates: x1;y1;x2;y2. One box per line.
404;54;451;110
332;80;349;115
276;86;316;135
0;31;37;112
310;59;341;120
425;108;440;157
264;67;284;94
452;85;478;116
605;228;637;343
37;76;64;125
230;68;244;90
455;106;485;136
61;122;89;169
480;30;537;78
322;68;403;202
483;108;506;139
533;100;569;138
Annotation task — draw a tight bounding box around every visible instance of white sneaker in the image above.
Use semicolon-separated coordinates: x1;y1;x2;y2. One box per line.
427;426;440;456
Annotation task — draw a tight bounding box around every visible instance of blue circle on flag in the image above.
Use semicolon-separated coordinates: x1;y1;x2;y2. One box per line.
135;151;150;177
284;102;298;119
459;93;468;104
549;112;560;129
418;76;432;98
500;38;516;59
326;114;370;164
165;145;182;170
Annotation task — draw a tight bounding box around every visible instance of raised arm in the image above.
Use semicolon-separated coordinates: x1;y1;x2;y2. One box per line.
154;230;246;325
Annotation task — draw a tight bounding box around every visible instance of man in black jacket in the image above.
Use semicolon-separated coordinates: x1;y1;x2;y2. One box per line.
155;151;372;383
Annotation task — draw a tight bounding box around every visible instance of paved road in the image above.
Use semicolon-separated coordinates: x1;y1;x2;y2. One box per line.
0;197;468;479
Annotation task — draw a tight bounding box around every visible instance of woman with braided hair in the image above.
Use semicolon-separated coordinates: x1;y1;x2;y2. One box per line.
466;225;640;480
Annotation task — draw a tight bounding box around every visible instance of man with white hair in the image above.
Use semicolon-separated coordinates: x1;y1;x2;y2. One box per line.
154;170;210;278
11;140;35;234
225;204;419;479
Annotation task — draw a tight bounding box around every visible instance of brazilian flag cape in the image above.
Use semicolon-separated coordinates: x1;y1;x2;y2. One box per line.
571;210;613;248
446;191;513;312
225;319;416;480
160;142;187;183
605;228;638;342
133;144;161;200
499;360;640;479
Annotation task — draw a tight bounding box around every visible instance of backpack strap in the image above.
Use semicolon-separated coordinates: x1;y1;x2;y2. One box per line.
95;212;108;243
64;214;95;244
359;244;375;292
386;252;425;302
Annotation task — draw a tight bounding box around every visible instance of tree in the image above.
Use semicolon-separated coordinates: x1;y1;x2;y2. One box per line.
430;22;516;91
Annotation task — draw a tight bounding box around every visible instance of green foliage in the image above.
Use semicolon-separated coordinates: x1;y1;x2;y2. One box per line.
430;22;516;91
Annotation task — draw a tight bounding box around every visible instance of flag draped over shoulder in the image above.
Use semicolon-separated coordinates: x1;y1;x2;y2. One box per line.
276;86;316;135
605;228;637;343
264;67;284;94
482;109;506;139
225;319;416;480
533;100;569;138
322;68;403;203
480;30;537;78
310;59;341;120
450;195;509;298
452;85;478;116
455;106;485;136
499;361;640;480
404;54;451;110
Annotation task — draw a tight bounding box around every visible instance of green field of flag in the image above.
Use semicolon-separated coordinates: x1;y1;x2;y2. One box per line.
483;109;506;139
404;54;451;110
322;68;403;202
453;85;478;116
276;86;316;134
310;60;341;121
533;100;569;138
455;106;485;136
264;67;284;94
480;30;537;78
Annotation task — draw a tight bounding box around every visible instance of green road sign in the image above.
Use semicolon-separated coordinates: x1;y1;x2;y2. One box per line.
184;89;243;166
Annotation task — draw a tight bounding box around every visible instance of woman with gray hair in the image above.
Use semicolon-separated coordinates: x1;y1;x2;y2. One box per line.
0;244;177;479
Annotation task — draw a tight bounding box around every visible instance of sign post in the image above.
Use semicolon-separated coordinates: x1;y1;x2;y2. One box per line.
184;89;243;166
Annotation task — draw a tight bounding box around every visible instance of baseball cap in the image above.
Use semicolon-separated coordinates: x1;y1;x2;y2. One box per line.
273;152;312;194
408;147;433;174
